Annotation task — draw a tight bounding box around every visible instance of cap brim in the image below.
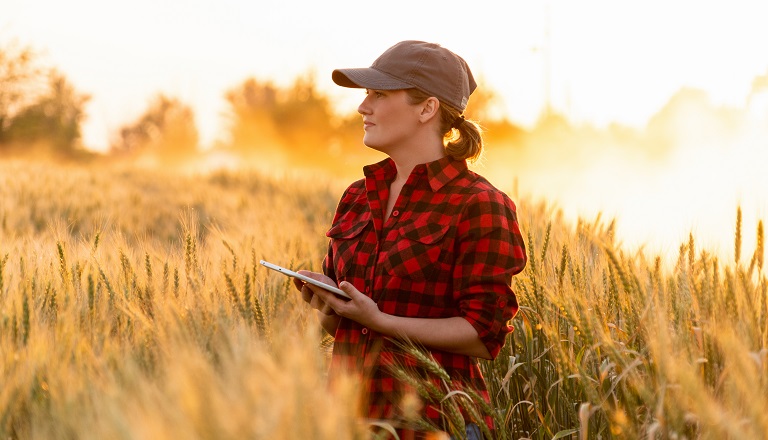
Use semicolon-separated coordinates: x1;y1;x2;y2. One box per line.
332;67;414;90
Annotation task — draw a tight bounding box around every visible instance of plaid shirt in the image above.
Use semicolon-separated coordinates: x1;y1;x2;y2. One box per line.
323;156;526;433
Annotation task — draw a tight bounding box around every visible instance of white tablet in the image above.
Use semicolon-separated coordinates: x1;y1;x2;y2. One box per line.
259;260;350;299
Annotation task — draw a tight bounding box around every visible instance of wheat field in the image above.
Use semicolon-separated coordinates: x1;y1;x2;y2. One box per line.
1;158;766;439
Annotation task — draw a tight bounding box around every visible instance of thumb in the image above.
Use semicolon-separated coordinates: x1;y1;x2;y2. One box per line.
338;281;362;298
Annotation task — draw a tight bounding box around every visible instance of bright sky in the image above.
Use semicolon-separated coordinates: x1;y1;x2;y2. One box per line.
3;0;768;262
5;0;768;148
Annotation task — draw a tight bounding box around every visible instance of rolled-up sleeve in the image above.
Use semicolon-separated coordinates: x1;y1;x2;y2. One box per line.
453;190;527;358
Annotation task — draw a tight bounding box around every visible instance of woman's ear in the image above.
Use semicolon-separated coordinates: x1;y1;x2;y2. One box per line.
419;97;441;123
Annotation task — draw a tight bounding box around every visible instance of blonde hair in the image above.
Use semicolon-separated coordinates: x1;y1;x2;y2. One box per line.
406;89;484;163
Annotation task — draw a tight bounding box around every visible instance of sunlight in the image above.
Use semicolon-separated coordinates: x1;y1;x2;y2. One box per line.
478;69;768;266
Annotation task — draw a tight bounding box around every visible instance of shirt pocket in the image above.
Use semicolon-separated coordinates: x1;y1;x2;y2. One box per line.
385;222;451;282
326;211;372;280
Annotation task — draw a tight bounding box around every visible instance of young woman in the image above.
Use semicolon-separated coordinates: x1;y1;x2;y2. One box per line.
294;40;527;438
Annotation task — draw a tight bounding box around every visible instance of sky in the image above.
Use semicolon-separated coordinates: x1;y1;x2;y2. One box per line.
5;0;768;148
3;0;768;262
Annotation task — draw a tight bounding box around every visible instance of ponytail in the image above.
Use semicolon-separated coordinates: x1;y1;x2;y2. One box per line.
406;89;484;163
442;108;483;163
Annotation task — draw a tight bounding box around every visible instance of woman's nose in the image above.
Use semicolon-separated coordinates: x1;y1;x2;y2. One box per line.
358;95;371;115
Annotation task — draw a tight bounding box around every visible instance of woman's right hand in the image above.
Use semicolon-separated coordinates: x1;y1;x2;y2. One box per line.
293;270;337;316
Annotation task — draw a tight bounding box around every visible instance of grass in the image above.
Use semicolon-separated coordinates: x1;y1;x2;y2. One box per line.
1;158;766;439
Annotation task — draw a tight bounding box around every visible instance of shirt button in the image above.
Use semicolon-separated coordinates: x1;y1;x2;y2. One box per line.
361;328;369;335
497;298;507;308
392;210;399;217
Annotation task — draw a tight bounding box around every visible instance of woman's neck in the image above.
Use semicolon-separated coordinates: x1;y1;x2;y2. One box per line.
387;139;445;181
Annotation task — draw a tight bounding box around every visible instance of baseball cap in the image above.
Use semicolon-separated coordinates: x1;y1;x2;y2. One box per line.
332;40;477;112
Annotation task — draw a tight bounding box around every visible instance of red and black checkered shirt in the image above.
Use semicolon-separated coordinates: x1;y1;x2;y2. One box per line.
323;156;526;432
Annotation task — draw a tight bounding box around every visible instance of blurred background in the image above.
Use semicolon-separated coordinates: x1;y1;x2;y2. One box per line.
2;0;767;261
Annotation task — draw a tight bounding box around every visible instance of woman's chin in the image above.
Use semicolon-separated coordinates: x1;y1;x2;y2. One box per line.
362;138;382;152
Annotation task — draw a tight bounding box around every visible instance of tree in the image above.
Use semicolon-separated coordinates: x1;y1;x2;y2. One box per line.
0;41;43;145
1;41;90;156
111;94;199;158
223;74;337;160
4;71;90;154
272;73;335;153
224;78;281;152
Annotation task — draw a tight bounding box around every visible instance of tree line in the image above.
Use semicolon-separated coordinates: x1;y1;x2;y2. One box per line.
0;40;523;170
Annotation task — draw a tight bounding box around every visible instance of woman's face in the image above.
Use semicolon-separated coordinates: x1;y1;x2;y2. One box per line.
357;89;422;153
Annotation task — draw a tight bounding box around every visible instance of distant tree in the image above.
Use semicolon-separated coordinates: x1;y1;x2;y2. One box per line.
224;78;281;151
273;73;335;153
1;41;91;156
4;71;90;154
224;74;336;159
0;42;39;131
111;94;199;157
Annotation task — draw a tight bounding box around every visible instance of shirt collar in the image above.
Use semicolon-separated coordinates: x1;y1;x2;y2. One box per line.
425;156;468;191
363;157;396;180
363;156;468;192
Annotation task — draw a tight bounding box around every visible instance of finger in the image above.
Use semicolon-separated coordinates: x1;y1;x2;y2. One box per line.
319;303;335;316
296;269;320;281
318;288;351;316
311;285;335;304
300;284;313;303
309;293;336;316
297;270;337;287
309;292;323;309
339;281;362;299
292;276;305;291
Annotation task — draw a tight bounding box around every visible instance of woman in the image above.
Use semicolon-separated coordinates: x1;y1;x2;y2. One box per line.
294;40;527;438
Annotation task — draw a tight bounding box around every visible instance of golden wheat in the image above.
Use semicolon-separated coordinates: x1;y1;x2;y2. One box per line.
1;158;766;439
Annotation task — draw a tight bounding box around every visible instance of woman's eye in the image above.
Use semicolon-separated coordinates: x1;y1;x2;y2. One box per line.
365;90;385;99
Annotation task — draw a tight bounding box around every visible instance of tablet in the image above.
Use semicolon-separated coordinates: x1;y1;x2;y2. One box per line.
259;260;350;299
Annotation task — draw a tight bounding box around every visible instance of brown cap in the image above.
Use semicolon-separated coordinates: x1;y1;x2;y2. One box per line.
332;40;477;112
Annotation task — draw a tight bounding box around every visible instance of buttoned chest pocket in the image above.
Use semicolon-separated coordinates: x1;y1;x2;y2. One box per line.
385;222;452;282
326;212;372;280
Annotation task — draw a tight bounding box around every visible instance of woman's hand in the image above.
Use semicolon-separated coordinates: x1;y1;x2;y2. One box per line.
314;281;383;329
293;270;379;324
296;273;382;329
293;271;338;316
293;271;344;336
